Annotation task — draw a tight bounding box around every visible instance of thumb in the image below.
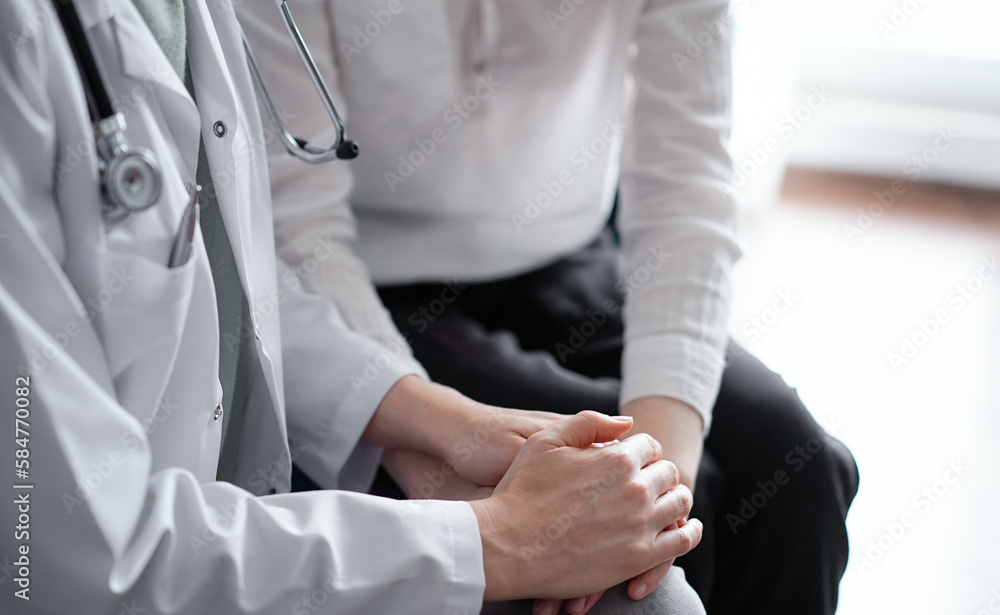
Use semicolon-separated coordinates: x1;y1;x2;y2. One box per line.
540;411;633;450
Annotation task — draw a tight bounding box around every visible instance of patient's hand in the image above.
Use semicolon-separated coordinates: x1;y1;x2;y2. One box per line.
364;377;564;489
383;448;494;501
443;406;566;487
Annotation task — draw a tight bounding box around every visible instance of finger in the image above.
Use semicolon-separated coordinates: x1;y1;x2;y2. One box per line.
641;459;681;496
532;598;563;615
566;595;586;613
572;590;605;614
627;560;674;601
535;411;633;450
616;432;663;469
654;518;704;561
653;484;694;528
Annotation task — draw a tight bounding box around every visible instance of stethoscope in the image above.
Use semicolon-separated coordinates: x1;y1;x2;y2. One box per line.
53;0;357;225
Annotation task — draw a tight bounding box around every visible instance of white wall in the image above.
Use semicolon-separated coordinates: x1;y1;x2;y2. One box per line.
728;0;1000;207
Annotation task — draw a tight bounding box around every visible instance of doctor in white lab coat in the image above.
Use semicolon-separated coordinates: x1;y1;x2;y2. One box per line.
0;1;704;614
0;0;491;612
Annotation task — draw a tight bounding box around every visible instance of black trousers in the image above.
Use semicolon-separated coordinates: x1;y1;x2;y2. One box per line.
374;231;860;614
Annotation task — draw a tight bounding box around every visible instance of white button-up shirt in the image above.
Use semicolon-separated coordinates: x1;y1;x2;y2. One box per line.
238;0;742;429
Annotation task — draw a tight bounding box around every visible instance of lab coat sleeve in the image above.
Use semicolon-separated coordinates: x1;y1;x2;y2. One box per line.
276;257;418;493
0;283;485;615
0;6;485;614
618;0;743;433
236;0;420;367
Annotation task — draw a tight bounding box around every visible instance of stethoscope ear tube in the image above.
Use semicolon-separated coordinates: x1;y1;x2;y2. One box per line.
53;0;162;222
239;2;359;164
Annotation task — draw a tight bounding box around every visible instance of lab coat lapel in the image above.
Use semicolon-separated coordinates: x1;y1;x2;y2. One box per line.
186;0;291;489
78;0;202;178
185;0;249;300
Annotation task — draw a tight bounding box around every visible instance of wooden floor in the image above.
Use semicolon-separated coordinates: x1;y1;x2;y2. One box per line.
729;169;1000;614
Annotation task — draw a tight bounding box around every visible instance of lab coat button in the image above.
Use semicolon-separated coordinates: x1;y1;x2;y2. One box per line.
213;121;227;138
254;325;261;340
213;403;224;421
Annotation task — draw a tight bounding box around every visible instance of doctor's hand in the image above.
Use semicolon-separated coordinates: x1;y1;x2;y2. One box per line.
532;519;690;615
468;411;702;603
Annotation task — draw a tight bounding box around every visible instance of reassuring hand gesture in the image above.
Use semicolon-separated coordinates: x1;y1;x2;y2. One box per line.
443;405;567;487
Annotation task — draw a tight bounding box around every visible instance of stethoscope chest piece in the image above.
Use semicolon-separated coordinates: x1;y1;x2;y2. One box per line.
96;113;163;224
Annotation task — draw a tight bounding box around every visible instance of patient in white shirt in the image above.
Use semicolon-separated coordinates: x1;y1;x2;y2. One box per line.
238;1;859;613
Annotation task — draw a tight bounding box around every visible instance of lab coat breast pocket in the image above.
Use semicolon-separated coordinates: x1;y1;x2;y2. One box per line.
87;240;201;418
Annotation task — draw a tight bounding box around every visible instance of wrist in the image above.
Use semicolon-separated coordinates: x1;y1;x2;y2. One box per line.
624;397;704;490
366;375;483;461
469;496;516;601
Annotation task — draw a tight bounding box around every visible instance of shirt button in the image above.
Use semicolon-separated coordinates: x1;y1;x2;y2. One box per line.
213;121;227;138
213;403;224;421
266;488;277;496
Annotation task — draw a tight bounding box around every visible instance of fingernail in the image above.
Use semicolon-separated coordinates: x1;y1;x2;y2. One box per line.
612;415;633;422
633;583;647;599
535;602;554;615
567;596;586;613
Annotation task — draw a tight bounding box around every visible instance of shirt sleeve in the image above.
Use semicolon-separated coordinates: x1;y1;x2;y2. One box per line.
236;0;420;366
618;0;743;433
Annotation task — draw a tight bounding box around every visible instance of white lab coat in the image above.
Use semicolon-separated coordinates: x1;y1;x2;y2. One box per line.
0;0;484;613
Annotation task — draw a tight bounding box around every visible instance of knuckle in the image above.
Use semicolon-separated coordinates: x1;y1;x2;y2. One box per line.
608;448;633;471
643;433;662;459
673;485;694;513
524;431;544;448
675;529;693;553
661;461;679;485
627;538;655;564
623;477;649;502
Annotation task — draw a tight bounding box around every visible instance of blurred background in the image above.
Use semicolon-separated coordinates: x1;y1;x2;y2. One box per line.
725;0;1000;612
